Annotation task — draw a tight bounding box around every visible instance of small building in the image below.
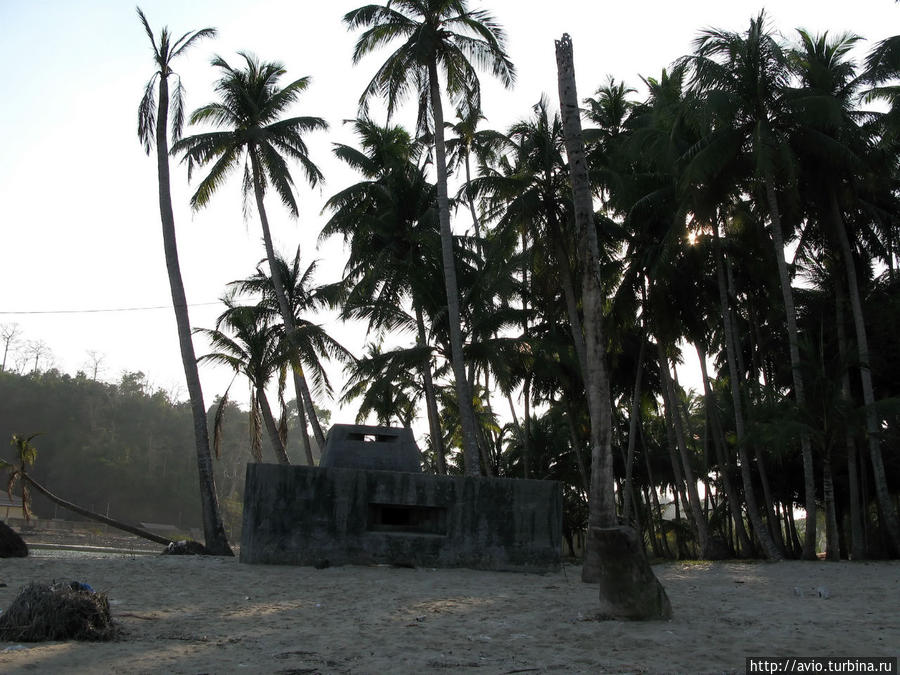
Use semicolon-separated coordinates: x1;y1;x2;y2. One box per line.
241;424;563;572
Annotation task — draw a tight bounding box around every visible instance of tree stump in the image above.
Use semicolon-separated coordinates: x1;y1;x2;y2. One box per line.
583;526;672;620
0;520;27;558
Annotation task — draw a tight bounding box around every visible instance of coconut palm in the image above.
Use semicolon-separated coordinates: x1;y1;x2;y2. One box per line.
196;301;290;465
444;105;508;242
172;53;329;449
229;250;353;466
683;11;818;559
344;0;515;475
135;8;231;556
554;34;620;584
323;118;449;471
788;29;900;554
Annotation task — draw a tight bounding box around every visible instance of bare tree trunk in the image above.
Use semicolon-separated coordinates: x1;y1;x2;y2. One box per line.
558;41;670;621
764;174;817;560
556;34;615;534
549;213;588;375
428;60;481;476
155;75;231;556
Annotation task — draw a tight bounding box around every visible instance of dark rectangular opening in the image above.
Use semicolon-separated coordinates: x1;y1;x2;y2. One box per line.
347;433;400;443
368;503;447;535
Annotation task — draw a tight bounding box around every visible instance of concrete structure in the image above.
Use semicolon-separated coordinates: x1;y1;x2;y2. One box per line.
240;424;562;572
319;424;421;473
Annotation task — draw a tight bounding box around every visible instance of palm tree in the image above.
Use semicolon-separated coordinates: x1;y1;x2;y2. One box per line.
555;33;617;570
172;53;329;449
344;0;515;476
229;250;353;466
323;118;449;471
196;301;291;465
136;8;231;556
444;105;508;242
789;30;900;555
684;11;818;559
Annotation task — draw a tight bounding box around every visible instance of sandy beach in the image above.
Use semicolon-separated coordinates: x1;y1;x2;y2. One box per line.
0;546;897;675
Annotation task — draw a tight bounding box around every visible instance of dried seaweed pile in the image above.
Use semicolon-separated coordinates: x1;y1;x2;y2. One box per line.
0;581;116;641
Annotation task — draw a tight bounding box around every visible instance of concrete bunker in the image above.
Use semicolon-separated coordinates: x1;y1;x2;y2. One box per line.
240;424;562;572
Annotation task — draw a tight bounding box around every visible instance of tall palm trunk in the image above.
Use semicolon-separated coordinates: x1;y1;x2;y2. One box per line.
521;229;531;479
549;211;588;376
830;195;900;556
713;219;782;559
763;175;817;559
154;75;231;556
291;376;315;465
416;304;447;473
427;60;481;476
623;336;646;524
250;153;326;451
555;34;615;532
697;344;754;554
464;151;482;242
658;344;711;556
256;385;289;464
835;287;866;559
563;399;590;497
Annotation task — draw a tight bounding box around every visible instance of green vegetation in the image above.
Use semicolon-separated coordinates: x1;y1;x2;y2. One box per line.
11;5;899;562
0;368;276;538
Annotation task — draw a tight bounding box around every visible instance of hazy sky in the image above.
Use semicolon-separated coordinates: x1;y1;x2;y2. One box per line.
1;0;897;424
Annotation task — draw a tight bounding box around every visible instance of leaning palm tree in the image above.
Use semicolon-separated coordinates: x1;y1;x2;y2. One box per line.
344;0;515;476
172;53;329;448
136;8;231;556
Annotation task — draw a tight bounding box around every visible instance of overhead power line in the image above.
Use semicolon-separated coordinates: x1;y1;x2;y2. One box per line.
0;302;222;316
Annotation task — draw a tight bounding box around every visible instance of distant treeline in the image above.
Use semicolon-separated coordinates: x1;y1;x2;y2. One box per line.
0;368;312;537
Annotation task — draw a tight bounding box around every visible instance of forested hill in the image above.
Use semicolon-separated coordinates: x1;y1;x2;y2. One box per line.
0;369;279;536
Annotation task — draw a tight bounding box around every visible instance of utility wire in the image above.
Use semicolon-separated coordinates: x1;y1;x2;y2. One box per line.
0;302;222;316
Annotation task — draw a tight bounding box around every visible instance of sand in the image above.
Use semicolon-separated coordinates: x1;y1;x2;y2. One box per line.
0;549;897;674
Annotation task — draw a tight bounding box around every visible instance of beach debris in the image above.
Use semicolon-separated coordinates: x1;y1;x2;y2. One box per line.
0;520;28;558
162;539;210;555
792;586;832;599
0;580;116;641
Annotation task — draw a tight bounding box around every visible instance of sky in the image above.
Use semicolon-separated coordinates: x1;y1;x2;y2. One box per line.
1;0;898;429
